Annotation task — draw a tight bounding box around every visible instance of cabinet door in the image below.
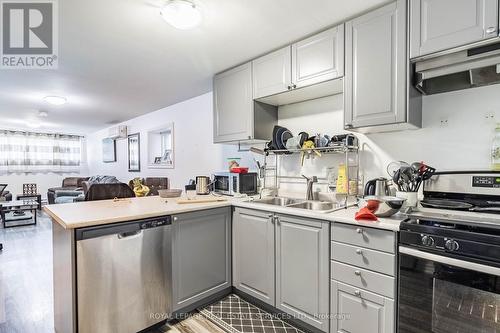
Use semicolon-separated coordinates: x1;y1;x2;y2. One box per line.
213;63;253;143
344;0;407;129
331;281;395;333
253;46;292;99
172;208;231;311
232;208;275;305
410;0;498;58
292;25;345;88
275;215;329;331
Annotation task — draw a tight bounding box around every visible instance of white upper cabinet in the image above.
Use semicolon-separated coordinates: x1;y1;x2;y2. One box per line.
344;0;408;129
213;63;254;143
292;25;345;88
253;47;292;99
410;0;499;58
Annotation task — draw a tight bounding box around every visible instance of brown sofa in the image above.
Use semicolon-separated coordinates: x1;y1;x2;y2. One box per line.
47;177;89;204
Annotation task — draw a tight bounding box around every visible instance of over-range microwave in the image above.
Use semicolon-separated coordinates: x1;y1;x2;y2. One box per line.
213;172;258;196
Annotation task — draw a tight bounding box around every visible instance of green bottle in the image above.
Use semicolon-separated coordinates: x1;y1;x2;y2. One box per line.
492;123;500;171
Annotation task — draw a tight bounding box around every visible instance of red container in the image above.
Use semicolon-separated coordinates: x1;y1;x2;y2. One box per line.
230;167;249;174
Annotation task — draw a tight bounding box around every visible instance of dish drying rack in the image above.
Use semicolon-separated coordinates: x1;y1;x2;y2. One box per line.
260;135;360;198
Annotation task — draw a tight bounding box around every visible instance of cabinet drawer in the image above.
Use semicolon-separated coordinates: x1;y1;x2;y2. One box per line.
331;261;395;298
331;241;395;276
332;223;395;253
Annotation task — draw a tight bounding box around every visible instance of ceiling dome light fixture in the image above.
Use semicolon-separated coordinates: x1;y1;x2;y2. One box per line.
160;0;202;30
44;95;67;106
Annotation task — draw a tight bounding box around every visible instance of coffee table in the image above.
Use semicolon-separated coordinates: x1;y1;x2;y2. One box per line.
0;200;39;228
16;193;42;210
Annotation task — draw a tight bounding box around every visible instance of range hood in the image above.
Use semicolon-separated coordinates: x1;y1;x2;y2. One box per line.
415;42;500;95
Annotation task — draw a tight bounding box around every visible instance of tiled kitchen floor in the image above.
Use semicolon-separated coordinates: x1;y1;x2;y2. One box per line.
200;294;303;333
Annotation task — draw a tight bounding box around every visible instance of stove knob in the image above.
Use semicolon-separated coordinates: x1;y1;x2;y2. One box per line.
445;239;460;251
421;235;435;247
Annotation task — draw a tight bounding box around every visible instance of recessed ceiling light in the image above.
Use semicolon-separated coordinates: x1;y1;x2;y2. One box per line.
160;0;202;30
44;95;67;106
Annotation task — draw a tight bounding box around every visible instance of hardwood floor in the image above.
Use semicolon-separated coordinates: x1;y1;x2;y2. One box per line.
0;212;53;333
0;212;226;333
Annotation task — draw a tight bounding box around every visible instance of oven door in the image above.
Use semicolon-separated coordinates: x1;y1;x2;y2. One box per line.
398;246;500;333
213;175;230;195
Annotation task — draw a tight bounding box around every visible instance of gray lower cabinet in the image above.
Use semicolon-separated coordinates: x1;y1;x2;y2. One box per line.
275;214;330;332
331;281;394;333
171;208;231;311
232;208;276;305
344;0;421;131
410;0;498;59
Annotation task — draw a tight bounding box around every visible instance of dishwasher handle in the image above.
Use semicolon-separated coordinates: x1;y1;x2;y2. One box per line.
117;230;142;240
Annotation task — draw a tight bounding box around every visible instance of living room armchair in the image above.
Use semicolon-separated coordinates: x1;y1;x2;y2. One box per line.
54;189;85;204
0;184;12;202
47;177;89;204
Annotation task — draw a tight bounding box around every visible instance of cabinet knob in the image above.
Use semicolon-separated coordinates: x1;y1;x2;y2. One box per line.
486;27;497;34
356;228;363;234
354;270;361;276
292;84;297;89
287;85;292;90
345;124;353;129
268;214;273;218
356;249;363;255
354;290;361;297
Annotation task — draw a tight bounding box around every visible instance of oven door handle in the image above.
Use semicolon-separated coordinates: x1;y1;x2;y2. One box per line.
399;246;500;276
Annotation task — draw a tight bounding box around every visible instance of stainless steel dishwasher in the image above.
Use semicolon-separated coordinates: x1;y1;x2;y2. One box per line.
75;216;172;333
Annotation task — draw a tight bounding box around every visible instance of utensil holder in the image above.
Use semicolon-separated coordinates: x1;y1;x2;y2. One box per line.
396;191;418;208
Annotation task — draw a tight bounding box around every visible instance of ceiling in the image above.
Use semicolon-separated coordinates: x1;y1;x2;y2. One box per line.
0;0;389;134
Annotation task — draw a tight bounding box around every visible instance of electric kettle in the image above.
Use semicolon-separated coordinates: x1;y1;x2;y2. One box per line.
195;176;212;195
364;177;391;197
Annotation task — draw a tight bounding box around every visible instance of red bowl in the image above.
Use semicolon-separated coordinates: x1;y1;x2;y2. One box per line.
230;167;249;174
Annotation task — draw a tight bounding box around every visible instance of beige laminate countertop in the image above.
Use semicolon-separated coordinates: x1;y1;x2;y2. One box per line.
43;196;232;229
44;195;405;231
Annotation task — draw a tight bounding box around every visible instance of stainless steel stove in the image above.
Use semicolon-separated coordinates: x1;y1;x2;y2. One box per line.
398;171;500;333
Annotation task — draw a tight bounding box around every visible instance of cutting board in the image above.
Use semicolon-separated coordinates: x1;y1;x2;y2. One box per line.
177;197;227;204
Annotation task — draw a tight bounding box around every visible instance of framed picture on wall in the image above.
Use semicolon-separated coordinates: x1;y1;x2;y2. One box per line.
102;138;116;163
128;133;141;172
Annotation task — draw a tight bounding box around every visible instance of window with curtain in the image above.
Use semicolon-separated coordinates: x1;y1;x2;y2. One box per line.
0;130;83;173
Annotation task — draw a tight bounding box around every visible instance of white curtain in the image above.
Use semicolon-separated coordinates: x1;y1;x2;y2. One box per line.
0;130;82;173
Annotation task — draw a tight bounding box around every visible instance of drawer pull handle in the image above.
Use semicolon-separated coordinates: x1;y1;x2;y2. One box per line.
354;290;361;297
356;249;363;255
354;270;361;276
486;27;497;34
356;228;363;234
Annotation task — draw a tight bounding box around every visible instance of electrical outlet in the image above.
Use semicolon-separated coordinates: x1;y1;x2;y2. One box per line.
439;118;449;127
485;112;496;120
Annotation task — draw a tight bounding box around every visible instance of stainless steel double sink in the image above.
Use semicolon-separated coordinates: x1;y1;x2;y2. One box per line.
251;197;345;213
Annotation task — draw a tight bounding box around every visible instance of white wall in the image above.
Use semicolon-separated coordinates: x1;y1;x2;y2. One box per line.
275;85;499;193
86;86;500;194
87;93;244;188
